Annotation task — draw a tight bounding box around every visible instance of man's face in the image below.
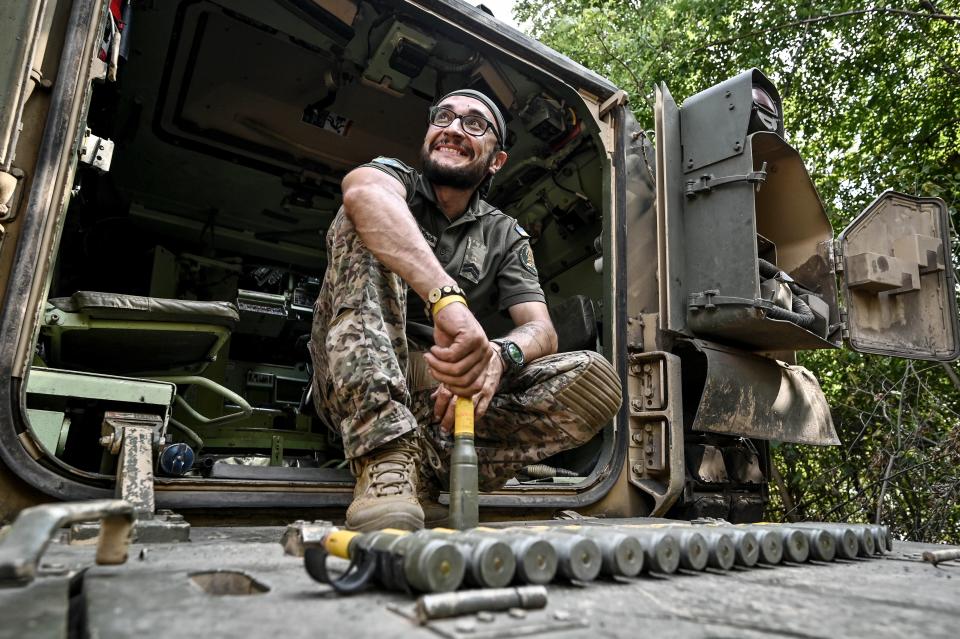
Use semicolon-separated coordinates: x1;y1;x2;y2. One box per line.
420;95;507;190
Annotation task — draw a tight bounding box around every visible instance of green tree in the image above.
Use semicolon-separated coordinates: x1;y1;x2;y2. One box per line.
514;0;960;541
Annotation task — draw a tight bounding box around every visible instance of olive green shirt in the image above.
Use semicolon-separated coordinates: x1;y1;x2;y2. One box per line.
362;157;545;327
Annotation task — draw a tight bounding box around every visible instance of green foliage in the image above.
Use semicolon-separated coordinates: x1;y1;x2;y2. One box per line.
514;0;960;541
515;0;960;222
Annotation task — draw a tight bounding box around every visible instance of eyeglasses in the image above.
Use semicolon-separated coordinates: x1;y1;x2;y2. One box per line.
428;106;500;142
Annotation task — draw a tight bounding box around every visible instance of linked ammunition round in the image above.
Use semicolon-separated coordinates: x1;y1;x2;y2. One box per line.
755;526;809;563
513;537;559;584
793;527;836;562
609;527;681;574
822;523;882;555
406;538;466;593
506;528;602;582
421;530;516;588
468;537;517;588
718;528;760;567
466;530;558;585
854;527;876;556
674;530;709;571
363;530;466;593
790;523;859;560
636;526;732;571
691;529;736;570
552;526;645;578
449;411;479;530
746;528;785;564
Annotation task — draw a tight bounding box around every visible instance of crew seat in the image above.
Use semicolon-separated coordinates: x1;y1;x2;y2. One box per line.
42;291;238;376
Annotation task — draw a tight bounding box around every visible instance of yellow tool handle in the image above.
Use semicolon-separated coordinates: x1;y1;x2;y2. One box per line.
454;396;474;435
323;530;359;559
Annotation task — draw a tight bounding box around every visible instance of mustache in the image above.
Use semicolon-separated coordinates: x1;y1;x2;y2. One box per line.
431;138;472;157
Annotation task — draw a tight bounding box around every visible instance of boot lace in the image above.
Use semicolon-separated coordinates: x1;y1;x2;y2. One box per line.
357;439;419;497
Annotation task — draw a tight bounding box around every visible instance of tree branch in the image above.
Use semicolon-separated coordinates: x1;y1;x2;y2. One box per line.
684;7;960;56
770;460;800;522
940;361;960;393
876;362;911;523
593;28;644;100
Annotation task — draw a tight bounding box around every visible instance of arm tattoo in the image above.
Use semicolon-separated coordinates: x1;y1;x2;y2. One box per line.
509;322;548;354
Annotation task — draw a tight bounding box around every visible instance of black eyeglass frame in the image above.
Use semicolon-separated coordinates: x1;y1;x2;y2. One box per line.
428;106;502;143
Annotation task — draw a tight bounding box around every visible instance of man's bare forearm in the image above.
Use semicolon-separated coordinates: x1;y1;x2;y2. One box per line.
341;173;455;300
505;319;558;363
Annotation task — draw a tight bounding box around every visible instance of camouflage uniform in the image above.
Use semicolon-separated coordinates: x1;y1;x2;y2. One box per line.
309;158;621;490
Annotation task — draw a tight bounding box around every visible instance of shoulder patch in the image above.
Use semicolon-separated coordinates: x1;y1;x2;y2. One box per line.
514;223;530;238
370;156;413;173
518;243;538;276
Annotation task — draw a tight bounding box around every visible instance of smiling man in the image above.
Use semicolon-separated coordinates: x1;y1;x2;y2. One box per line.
309;90;622;531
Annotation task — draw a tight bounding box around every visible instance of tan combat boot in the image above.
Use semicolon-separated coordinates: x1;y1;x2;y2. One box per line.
346;432;424;532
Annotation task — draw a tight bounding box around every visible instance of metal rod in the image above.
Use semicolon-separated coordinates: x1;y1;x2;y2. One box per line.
415;585;548;623
922;549;960;566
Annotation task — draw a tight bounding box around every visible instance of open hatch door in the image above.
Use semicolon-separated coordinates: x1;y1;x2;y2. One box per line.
838;190;960;361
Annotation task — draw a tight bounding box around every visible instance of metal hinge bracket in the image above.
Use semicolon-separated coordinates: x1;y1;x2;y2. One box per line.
685;161;767;199
79;128;114;172
833;240;843;272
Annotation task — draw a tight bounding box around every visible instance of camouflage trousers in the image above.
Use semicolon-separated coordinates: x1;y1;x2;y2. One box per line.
309;211;621;490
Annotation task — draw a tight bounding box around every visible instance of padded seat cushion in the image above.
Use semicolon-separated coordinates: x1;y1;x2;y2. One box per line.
48;291;239;330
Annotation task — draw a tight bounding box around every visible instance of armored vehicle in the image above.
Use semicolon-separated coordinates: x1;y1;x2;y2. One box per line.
1;0;958;530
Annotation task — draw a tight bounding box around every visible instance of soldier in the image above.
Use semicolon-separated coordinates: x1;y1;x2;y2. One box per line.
309;90;622;531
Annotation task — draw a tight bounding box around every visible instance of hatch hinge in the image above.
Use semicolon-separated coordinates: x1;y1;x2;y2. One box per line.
838;308;849;340
833;240;843;273
79;128;114;172
685;162;767;199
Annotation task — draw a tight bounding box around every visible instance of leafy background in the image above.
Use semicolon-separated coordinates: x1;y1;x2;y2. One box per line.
511;0;960;542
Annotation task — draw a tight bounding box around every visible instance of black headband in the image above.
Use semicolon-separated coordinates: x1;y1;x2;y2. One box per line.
435;89;506;146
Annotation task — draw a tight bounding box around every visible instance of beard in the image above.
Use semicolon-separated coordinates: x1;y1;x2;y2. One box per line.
421;143;495;190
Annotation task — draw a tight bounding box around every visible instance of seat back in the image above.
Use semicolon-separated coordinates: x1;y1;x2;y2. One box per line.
43;291;238;376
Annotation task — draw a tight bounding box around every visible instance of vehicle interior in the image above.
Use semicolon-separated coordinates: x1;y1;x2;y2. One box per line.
24;0;614;497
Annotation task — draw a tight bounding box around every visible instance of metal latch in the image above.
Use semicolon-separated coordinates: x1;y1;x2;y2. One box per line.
685;161;767;198
79;128;114;172
0;500;134;586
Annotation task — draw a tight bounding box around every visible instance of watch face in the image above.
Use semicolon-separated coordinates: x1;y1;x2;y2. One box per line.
504;342;524;365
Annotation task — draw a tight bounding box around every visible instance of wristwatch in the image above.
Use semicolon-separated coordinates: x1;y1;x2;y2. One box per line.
492;338;525;375
425;284;467;317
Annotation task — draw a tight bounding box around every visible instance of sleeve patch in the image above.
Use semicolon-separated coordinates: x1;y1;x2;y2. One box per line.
371;156;413;173
518;243;538;276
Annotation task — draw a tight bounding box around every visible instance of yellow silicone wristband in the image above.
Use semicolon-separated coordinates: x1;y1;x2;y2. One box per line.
431;294;467;318
454;396;474;435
